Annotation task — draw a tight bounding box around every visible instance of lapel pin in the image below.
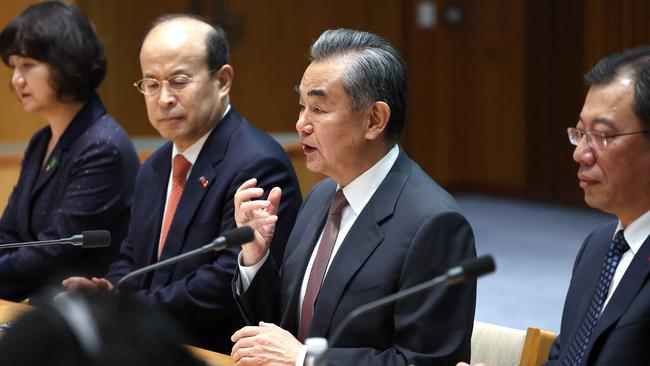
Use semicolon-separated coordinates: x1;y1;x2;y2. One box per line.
45;156;58;172
199;176;209;189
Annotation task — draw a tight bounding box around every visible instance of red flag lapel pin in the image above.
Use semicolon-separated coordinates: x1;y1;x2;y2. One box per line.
199;176;209;189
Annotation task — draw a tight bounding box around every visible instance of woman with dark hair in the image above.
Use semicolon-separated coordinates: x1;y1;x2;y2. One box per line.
0;1;140;301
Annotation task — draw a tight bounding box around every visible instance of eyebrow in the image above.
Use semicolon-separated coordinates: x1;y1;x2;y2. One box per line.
308;89;327;97
578;116;618;130
143;68;192;79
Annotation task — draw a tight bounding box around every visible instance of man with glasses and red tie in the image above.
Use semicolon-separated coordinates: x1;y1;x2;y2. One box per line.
61;14;302;354
544;46;650;365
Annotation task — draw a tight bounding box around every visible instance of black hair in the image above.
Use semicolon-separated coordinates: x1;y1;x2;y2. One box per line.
585;45;650;128
146;14;229;72
0;1;107;102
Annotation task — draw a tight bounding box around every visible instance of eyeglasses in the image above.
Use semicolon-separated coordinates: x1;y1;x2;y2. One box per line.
133;71;214;95
567;127;650;150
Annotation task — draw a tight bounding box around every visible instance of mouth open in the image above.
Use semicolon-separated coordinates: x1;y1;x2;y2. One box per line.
302;144;316;154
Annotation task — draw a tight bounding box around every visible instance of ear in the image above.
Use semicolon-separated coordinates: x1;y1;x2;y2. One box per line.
365;101;391;141
214;64;234;96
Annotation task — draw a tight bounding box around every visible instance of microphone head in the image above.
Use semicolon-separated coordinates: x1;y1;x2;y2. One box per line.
81;230;111;248
222;226;255;248
460;255;495;279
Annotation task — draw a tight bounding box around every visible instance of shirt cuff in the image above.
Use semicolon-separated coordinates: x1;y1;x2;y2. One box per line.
295;345;308;366
236;250;270;294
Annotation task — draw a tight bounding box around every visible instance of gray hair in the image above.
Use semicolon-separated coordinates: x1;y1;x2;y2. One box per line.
309;28;408;143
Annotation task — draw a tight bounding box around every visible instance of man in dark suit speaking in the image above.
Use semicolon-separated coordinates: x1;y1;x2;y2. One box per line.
231;28;477;365
545;47;650;365
61;15;302;353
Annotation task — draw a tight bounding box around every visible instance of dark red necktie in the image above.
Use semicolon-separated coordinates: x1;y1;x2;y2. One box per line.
298;189;348;341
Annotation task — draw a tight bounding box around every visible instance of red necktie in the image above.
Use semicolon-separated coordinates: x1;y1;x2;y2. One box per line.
158;154;192;259
298;189;348;341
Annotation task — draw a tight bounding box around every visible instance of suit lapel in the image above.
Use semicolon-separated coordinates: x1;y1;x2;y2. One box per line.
157;154;216;261
588;234;650;354
311;208;385;337
31;149;62;196
151;110;236;286
310;150;411;337
31;96;103;199
24;131;49;201
141;144;173;274
16;130;49;235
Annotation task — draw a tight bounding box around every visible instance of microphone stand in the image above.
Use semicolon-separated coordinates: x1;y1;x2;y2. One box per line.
0;235;83;249
312;255;495;366
113;240;226;292
113;226;254;292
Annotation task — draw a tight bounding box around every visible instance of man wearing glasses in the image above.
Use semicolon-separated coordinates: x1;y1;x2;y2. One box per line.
61;14;302;353
545;46;650;365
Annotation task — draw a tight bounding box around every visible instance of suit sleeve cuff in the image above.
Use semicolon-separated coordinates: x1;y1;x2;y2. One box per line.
295;345;308;366
236;249;270;294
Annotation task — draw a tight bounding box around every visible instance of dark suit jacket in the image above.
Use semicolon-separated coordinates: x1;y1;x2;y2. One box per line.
0;95;139;301
546;221;650;365
237;148;477;365
106;109;302;353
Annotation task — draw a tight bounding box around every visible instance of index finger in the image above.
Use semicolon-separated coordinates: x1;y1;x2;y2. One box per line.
266;187;282;216
62;276;90;288
235;186;266;203
231;325;262;342
236;178;258;193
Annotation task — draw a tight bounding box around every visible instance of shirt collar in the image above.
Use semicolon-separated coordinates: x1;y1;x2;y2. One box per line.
171;104;231;165
615;209;650;255
340;145;399;215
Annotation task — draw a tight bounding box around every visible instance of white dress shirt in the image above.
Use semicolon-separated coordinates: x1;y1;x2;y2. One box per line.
603;209;650;311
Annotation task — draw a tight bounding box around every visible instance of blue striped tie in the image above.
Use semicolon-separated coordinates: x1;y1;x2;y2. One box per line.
561;230;629;366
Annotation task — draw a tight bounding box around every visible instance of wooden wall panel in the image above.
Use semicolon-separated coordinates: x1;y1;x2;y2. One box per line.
522;1;555;201
404;0;526;191
583;0;650;69
550;0;587;207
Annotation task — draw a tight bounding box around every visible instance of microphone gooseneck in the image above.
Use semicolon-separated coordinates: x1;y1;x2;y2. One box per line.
0;230;112;250
314;255;496;365
113;226;254;292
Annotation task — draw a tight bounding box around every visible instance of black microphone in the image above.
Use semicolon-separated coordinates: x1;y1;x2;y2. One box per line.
0;230;111;249
113;226;254;291
313;255;496;365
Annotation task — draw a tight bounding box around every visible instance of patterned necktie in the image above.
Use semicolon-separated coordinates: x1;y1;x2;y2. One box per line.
158;154;192;259
298;189;348;342
561;230;629;366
